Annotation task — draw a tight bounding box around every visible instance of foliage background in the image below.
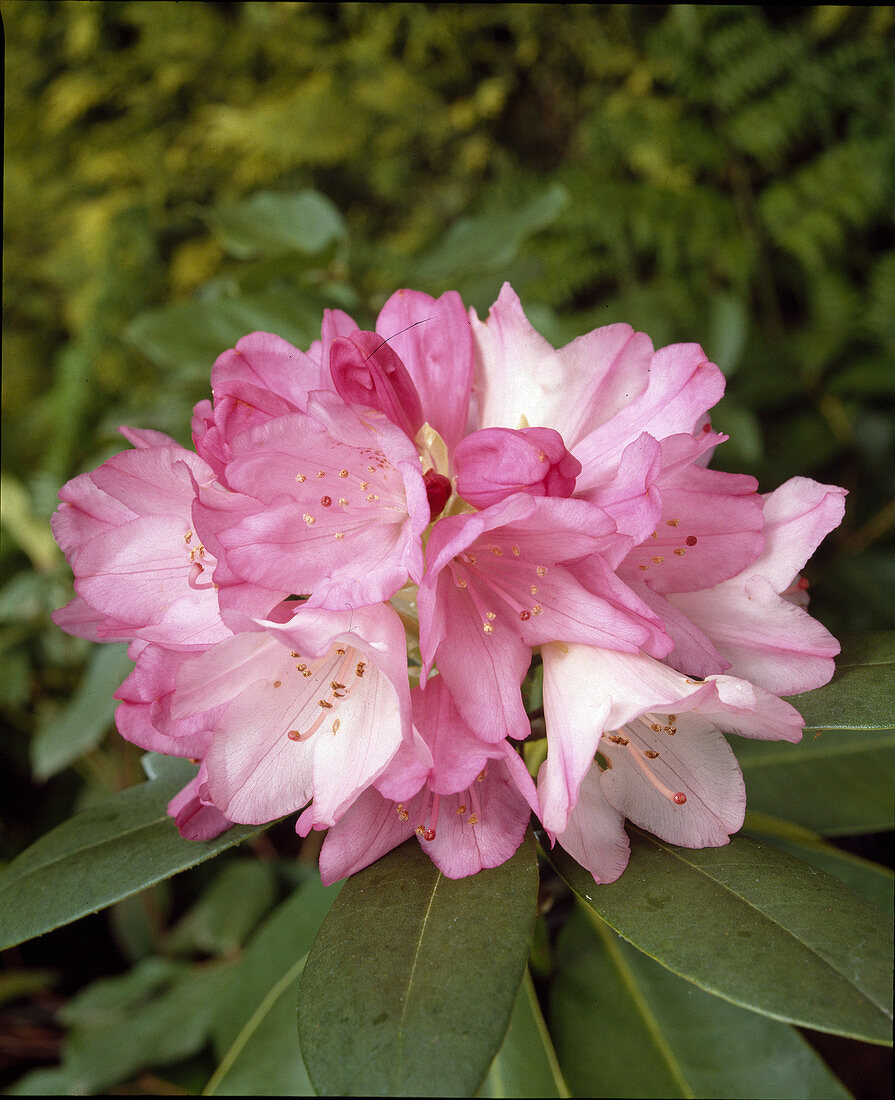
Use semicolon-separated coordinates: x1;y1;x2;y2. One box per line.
1;3;893;1095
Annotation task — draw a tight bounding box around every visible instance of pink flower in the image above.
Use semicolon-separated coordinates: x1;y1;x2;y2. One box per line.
417;493;671;743
318;677;538;883
51;431;231;648
171;602;413;829
454;426;582;508
540;646;804;881
48;279;845;893
194;392;430;610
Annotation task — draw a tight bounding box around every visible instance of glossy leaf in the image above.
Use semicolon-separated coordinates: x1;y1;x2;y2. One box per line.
731;727;895;834
745;812;894;918
0;758;267;950
786;631;895;729
551;830;893;1044
30;643;133;780
298;833;539;1097
551;906;852;1099
204;188;348;260
478;970;569;1099
206;874;341;1096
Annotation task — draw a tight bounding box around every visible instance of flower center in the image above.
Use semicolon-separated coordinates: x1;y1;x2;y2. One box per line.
603;715;686;805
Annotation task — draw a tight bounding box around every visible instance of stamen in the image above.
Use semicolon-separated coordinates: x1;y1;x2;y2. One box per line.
622;740;687;805
686;535;698;546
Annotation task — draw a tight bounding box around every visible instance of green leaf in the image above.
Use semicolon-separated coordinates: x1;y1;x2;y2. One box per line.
477;969;569;1099
125;285;330;377
412;184;568;287
204;189;348;261
731;727;895;834
551;906;852;1099
164;858;278;956
744;812;894;918
0;758;268;949
205;874;341;1096
30;643;133;780
550;830;893;1044
298;833;539;1097
63;959;235;1094
785;632;895;729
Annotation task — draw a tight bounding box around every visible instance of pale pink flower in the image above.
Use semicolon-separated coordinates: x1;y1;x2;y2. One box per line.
170;602;412;829
541;646;804;881
51;431;230;648
318;676;537;883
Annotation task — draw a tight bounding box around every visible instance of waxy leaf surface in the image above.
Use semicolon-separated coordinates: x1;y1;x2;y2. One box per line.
478;970;569;1098
785;631;895;729
551;830;892;1044
732;727;895;834
551;906;852;1098
298;833;539;1097
0;758;266;949
206;875;340;1095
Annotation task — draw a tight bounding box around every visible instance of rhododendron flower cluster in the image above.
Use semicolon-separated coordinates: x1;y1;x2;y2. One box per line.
51;284;846;885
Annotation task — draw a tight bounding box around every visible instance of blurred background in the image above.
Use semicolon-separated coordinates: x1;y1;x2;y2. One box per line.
2;3;894;1093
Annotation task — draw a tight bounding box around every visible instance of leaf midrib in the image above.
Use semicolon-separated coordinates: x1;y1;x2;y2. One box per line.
636;832;891;1020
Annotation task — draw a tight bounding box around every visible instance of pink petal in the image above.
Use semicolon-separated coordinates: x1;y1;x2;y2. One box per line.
330;330;423;439
375;289;474;453
469;283;654;447
600;717;746;848
554;765;630;884
454;426;581;508
318;787;418;885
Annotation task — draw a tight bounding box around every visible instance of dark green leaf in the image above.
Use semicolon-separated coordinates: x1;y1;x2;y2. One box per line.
30;643;133;780
164;858;278;956
731;727;895;834
298;833;539;1097
204;189;348;261
478;969;569;1098
744;812;894;918
206;874;341;1096
0;758;268;949
551;830;892;1044
785;632;895;729
551;906;852;1099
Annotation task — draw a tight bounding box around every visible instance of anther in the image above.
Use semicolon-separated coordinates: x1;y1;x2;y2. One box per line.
287;730;302;741
316;471;325;479
296;473;306;482
643;749;660;759
486;610;496;620
667;518;680;527
334;532;344;539
468;814;479;825
332;719;341;734
318;699;333;709
651;555;665;564
674;548;686;555
273;680;282;688
483;623;494;634
511;545;520;556
302;513;316;525
184;531;193;544
536;566;547;577
530;585;538;595
339;469;349;478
